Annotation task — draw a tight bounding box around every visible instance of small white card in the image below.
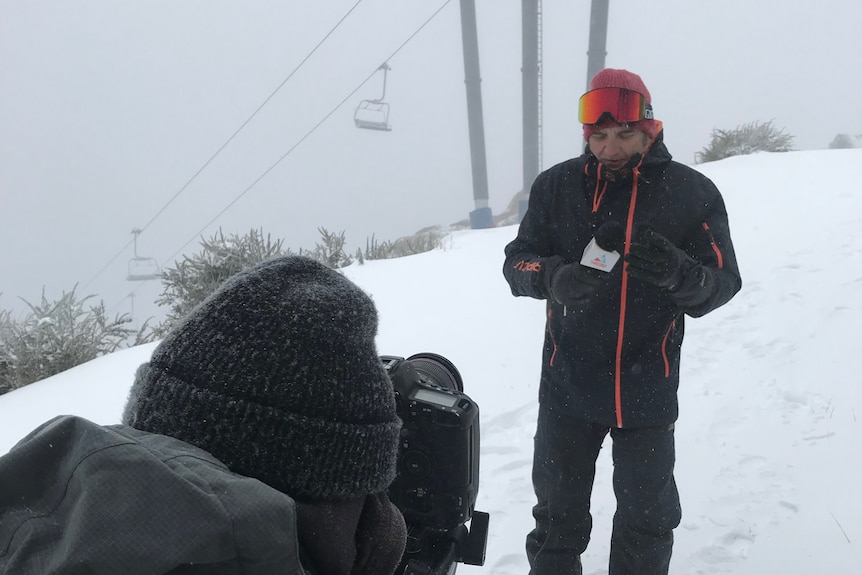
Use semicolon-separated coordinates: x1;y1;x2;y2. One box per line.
579;238;621;272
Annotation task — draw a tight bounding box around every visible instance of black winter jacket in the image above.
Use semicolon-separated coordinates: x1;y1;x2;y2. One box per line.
503;135;741;428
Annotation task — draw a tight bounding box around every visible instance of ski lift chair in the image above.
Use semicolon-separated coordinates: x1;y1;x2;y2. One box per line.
127;257;161;281
354;100;392;131
126;228;161;281
354;62;392;131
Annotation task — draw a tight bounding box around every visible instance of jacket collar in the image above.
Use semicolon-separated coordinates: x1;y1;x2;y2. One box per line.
584;130;672;181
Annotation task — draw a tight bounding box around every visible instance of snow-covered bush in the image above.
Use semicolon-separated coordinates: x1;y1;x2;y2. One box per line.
0;288;144;393
360;229;442;261
362;234;393;261
153;225;441;334
309;227;354;269
829;134;862;149
695;120;794;164
0;223;444;394
154;228;290;336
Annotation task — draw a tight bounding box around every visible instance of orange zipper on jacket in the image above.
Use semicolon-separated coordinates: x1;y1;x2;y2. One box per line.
614;167;641;428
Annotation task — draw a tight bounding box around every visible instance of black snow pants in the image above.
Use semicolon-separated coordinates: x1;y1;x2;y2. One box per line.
526;403;682;575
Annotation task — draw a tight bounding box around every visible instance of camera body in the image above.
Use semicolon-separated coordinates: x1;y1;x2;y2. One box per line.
381;354;480;532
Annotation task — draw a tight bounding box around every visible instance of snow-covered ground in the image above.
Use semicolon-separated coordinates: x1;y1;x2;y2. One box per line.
3;149;861;573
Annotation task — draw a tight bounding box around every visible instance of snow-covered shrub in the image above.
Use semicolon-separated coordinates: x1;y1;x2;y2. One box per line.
154;228;289;336
0;288;142;393
360;229;442;262
829;134;862;149
309;227;354;269
695;120;794;164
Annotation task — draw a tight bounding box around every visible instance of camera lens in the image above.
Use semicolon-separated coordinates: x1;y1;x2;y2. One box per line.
406;353;464;392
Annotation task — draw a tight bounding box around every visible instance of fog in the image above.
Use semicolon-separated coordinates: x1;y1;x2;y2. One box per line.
2;0;860;324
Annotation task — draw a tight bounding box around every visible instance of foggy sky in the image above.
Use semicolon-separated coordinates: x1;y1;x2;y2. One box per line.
2;0;860;324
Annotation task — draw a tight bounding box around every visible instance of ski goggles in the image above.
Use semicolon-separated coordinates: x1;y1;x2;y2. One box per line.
578;87;653;125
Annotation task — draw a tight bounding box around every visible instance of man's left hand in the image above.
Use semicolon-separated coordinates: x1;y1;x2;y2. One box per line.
625;228;689;290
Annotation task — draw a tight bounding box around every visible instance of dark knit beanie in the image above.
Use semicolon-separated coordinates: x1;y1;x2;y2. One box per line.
122;255;401;502
583;68;662;141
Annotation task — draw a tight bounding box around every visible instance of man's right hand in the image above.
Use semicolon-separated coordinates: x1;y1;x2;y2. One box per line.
549;263;607;307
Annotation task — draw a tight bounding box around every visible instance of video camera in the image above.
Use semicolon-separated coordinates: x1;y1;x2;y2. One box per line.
381;353;489;575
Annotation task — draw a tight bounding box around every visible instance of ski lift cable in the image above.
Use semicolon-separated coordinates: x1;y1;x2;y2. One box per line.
82;0;366;292
82;238;136;292
135;0;367;236
108;0;453;315
159;0;453;271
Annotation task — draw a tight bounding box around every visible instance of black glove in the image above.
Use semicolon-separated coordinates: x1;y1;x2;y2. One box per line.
625;228;690;290
549;262;608;307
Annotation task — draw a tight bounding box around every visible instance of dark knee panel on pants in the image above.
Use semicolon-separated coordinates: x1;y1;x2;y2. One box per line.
610;425;681;534
608;425;680;575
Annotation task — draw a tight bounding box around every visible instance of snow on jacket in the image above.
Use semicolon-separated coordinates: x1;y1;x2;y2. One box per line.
0;415;305;575
503;134;742;428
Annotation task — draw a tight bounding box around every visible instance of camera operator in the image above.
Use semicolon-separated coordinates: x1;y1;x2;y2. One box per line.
0;256;407;574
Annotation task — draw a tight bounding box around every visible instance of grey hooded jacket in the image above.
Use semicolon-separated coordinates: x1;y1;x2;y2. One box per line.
0;415;305;575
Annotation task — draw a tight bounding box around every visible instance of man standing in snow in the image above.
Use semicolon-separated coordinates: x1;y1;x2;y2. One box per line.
502;68;742;575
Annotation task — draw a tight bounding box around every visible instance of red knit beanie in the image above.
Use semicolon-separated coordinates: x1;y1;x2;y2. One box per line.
582;68;661;141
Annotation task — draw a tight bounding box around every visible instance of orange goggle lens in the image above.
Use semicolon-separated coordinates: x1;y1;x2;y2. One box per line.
578;87;652;124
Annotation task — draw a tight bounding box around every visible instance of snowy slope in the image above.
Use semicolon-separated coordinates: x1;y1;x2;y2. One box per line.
2;149;861;573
